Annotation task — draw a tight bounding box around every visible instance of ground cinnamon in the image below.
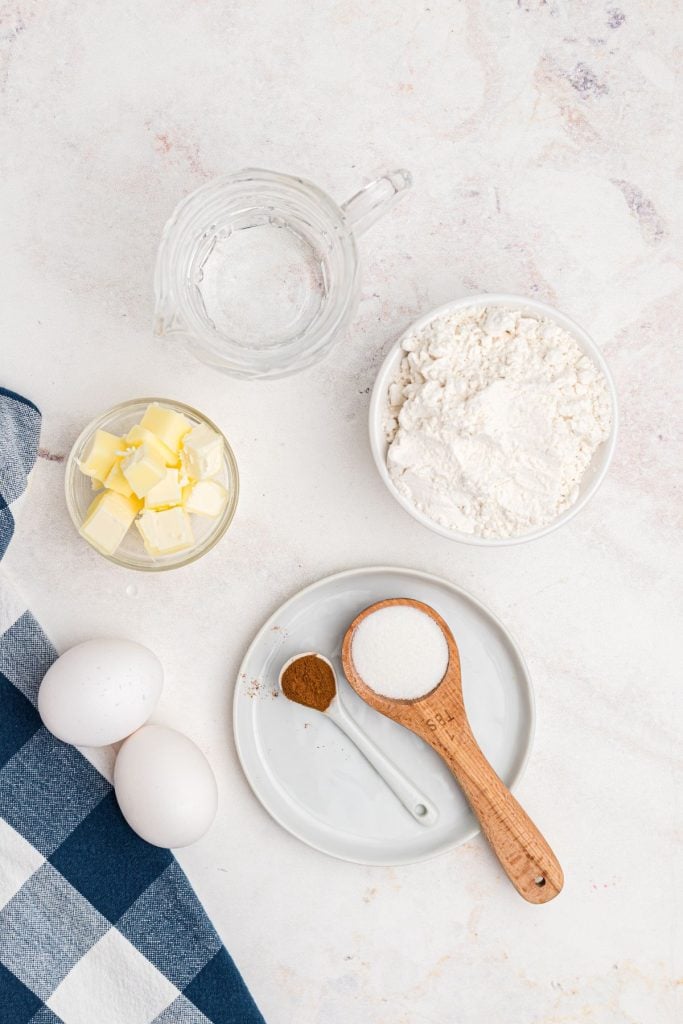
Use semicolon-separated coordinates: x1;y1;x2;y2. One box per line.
281;655;336;711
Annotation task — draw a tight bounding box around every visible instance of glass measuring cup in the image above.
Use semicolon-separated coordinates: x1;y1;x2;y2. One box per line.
154;167;411;380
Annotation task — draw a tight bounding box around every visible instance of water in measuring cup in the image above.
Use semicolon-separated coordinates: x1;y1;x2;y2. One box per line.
195;220;326;348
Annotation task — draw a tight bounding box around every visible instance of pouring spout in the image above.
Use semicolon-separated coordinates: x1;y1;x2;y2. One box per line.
153;297;186;337
341;168;412;237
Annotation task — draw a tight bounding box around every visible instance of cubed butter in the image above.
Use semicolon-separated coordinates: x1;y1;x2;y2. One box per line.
79;491;141;556
140;403;191;454
121;443;166;498
181;423;224;480
144;468;183;510
136;507;194;555
183;479;228;517
125;424;179;467
78;429;123;481
104;459;134;498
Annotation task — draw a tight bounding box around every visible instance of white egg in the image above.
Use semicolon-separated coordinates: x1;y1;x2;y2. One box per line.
38;638;163;747
113;725;218;848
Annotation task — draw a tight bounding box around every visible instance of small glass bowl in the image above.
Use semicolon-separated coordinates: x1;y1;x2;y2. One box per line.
65;398;239;571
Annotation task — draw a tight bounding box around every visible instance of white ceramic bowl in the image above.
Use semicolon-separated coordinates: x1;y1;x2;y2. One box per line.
369;294;619;546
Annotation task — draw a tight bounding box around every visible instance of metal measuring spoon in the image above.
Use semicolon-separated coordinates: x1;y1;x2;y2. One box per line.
342;599;564;903
279;652;438;827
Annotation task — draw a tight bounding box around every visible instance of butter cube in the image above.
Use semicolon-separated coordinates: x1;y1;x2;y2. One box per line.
181;423;224;480
183;480;227;517
144;468;183;510
140;403;191;454
104;459;134;498
78;429;123;481
79;491;140;556
121;443;166;498
125;424;179;467
136;507;194;556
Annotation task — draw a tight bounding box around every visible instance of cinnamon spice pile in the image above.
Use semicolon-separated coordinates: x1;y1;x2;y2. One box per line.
281;655;336;711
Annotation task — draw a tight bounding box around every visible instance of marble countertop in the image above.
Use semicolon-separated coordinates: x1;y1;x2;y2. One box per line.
1;1;679;1021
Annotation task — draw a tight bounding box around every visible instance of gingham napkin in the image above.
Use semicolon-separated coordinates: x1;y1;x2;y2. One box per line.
0;388;265;1024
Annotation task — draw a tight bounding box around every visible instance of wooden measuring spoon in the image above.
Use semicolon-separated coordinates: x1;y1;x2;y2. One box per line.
341;598;564;904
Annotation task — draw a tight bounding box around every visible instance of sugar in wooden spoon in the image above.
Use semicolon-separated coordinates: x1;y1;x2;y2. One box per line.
342;599;564;903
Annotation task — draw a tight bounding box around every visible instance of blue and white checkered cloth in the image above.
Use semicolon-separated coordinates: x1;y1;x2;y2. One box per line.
0;388;265;1024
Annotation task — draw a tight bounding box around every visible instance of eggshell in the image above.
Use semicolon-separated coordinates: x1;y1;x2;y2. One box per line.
113;725;218;848
38;638;163;747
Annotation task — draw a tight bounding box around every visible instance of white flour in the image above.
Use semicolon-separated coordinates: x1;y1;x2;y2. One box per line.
384;306;612;539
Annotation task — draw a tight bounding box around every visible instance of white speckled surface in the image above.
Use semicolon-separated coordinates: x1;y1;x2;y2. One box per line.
1;2;680;1021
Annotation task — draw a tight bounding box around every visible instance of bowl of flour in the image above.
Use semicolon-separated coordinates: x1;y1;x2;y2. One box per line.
370;294;618;544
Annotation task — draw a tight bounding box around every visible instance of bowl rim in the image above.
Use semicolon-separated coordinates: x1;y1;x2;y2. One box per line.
65;397;239;571
369;293;619;546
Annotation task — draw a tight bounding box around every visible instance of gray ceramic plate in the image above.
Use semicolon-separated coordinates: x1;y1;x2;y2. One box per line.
233;566;535;865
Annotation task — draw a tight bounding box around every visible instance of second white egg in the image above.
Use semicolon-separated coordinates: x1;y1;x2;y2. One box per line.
114;725;218;848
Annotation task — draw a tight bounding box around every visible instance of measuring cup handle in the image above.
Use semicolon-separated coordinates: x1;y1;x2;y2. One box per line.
341;169;412;236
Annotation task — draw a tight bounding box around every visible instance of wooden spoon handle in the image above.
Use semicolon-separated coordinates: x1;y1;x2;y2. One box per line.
440;728;563;903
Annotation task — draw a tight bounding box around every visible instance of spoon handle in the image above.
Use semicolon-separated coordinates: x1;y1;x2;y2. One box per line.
327;700;439;827
438;727;563;903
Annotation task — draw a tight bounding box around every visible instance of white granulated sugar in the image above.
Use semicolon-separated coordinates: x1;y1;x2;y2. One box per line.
351;605;449;700
384;306;612;539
